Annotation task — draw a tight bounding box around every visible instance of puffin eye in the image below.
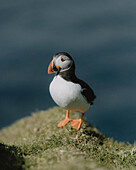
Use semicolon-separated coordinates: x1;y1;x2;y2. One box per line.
61;58;65;62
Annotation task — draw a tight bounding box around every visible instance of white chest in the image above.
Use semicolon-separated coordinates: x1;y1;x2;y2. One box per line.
49;75;90;112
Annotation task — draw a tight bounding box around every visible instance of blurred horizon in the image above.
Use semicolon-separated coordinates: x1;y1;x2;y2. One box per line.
0;0;136;143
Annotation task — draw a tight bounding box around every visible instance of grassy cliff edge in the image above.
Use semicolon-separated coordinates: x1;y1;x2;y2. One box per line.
0;107;136;170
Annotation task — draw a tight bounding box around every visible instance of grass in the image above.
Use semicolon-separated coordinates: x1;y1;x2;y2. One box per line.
0;107;136;170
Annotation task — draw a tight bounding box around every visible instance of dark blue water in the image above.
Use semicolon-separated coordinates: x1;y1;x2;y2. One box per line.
0;1;136;143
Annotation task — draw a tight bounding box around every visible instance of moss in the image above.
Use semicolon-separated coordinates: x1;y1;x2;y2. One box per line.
0;107;136;170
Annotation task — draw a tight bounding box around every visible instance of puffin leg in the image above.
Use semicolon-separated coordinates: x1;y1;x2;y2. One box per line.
57;110;71;128
71;112;84;130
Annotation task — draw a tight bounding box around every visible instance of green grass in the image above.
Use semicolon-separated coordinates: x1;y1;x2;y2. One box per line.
0;107;136;170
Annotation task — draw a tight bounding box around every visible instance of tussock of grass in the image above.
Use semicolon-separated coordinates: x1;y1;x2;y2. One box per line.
0;107;136;170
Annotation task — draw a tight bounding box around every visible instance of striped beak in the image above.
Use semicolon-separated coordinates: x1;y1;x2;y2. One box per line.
48;59;60;74
48;60;54;74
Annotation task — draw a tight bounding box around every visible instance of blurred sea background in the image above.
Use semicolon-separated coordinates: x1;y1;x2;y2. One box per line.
0;0;136;143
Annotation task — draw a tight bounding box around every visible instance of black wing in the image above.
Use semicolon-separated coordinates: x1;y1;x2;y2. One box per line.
75;78;96;105
58;70;96;105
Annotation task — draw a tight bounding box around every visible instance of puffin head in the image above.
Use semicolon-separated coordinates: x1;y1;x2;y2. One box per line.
48;52;75;74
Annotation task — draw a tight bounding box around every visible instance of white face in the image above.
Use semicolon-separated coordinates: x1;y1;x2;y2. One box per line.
54;55;73;72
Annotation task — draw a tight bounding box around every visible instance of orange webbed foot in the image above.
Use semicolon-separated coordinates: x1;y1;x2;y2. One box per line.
57;117;71;128
71;119;82;130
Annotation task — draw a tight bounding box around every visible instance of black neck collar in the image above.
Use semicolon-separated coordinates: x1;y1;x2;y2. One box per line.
56;61;77;82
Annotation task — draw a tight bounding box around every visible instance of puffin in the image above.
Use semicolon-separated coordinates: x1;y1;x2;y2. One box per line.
48;52;96;130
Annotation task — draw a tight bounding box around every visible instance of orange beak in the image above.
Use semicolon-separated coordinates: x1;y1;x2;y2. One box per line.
48;60;54;74
48;60;60;74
